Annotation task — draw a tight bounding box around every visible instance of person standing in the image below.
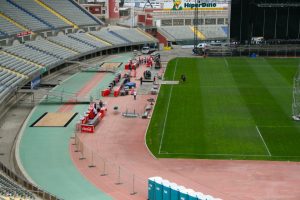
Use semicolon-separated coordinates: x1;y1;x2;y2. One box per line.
133;91;137;100
140;77;143;85
99;100;103;108
181;74;186;83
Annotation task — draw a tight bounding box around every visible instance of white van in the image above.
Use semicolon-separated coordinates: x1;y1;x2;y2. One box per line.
197;43;208;48
141;46;155;54
141;47;150;54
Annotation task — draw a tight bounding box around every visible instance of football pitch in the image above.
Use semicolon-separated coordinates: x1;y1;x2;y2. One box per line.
146;57;300;161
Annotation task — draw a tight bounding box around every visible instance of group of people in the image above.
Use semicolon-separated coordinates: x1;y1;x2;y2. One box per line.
92;100;104;114
138;56;149;65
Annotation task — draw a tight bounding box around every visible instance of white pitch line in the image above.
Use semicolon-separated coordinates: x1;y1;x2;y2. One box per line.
172;58;178;79
197;85;291;89
259;125;300;128
256;125;272;156
159;152;268;157
158;58;179;154
224;57;229;68
159;152;300;158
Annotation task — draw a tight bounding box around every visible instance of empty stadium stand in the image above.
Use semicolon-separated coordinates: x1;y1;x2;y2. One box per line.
107;30;132;43
0;16;23;36
0;27;156;101
3;44;62;67
48;35;95;53
12;0;71;29
0;0;157;106
0;67;27;99
0;173;35;200
198;26;228;39
90;28;127;46
0;52;42;76
0;161;58;200
0;0;51;31
159;26;195;41
68;33;109;49
40;0;102;26
157;25;228;42
0;0;104;38
25;39;78;60
109;27;156;43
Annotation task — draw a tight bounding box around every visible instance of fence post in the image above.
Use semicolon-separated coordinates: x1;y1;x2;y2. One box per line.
70;133;75;139
115;166;122;185
88;152;96;168
100;160;107;176
130;174;137;195
74;136;79;152
79;142;86;160
72;133;77;146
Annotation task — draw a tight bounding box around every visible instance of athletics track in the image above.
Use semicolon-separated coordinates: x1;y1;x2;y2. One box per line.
17;53;300;200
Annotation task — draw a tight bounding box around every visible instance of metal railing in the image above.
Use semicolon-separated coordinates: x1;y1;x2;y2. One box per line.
72;132;148;198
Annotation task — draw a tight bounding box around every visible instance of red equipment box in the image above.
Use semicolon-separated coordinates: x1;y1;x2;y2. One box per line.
101;89;110;97
81;124;95;133
114;86;121;97
100;107;107;117
131;69;136;77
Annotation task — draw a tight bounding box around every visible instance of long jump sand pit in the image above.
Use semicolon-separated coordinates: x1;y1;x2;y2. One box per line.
31;112;78;127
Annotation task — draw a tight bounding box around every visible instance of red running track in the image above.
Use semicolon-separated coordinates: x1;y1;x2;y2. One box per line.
69;62;300;200
58;73;106;112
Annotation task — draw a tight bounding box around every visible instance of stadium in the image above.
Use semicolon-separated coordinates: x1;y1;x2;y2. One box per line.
0;0;300;200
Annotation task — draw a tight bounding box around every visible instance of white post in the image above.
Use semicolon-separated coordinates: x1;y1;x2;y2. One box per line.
130;174;137;195
115;166;122;185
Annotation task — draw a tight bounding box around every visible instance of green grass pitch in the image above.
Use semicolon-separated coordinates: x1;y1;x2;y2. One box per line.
146;57;300;161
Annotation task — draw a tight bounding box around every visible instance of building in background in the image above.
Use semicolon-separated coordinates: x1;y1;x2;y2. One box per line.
75;0;231;47
131;1;230;47
76;0;120;21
